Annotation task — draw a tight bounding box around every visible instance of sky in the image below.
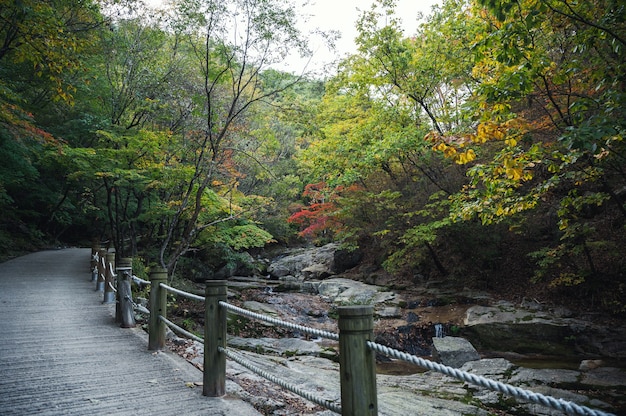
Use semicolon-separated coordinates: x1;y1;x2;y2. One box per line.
279;0;441;74
145;0;441;74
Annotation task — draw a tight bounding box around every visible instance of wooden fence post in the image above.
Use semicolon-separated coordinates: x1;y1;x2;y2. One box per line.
338;305;378;416
148;268;168;350
103;252;116;304
90;241;100;281
116;257;135;328
203;280;227;397
96;248;107;291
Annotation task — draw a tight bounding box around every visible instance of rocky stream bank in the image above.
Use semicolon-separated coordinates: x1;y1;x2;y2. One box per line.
158;244;626;415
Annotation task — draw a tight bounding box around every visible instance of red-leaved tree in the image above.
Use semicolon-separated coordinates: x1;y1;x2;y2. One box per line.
288;182;344;242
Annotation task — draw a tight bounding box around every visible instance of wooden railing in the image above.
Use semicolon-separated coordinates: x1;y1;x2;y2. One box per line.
89;245;614;416
90;244;138;328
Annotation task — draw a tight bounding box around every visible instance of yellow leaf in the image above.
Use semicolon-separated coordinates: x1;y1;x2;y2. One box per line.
444;146;457;158
505;137;517;146
505;167;523;180
493;128;505;140
493;103;509;113
473;124;489;143
456;149;476;164
433;142;447;152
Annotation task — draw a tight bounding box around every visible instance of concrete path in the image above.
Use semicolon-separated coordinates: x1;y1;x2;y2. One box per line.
0;248;260;416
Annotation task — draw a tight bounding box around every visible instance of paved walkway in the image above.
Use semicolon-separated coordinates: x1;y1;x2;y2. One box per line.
0;248;260;415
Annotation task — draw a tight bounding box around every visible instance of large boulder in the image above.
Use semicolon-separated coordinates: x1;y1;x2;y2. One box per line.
463;301;626;358
267;245;334;279
267;244;361;280
432;336;480;368
317;278;396;304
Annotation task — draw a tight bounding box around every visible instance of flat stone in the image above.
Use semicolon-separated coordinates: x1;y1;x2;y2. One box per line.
581;367;626;387
227;337;322;356
267;244;339;279
241;301;279;316
578;359;604;371
521;386;592;416
432;337;480;368
378;391;488;416
376;307;402;318
317;278;395;305
509;368;580;385
464;305;554;326
461;358;513;380
302;263;332;279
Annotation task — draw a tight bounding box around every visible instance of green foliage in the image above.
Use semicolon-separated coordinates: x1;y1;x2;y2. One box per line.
292;0;626;313
0;0;102;103
204;223;275;251
2;0;625;315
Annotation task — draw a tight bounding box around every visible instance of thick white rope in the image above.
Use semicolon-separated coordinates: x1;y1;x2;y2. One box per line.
367;341;614;416
219;346;341;414
159;283;205;302
159;315;204;344
220;301;339;341
131;275;151;285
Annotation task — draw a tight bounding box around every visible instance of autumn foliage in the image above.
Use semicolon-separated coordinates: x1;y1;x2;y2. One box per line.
288;182;339;241
1;0;625;314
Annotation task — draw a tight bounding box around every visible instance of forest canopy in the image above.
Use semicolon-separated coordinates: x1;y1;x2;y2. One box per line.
1;0;624;314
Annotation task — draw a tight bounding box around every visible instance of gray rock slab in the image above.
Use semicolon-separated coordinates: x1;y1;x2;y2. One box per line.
228;336;322;356
302;262;333;279
517;384;612;416
461;358;514;381
432;336;480;368
226;351;489;416
509;368;581;385
377;306;402;318
378;391;489;416
581;367;626;387
317;277;395;304
268;244;338;279
242;300;279;316
464;304;556;326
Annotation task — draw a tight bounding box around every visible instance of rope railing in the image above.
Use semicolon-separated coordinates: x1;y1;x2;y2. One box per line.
90;249;136;327
366;342;612;416
220;301;339;341
151;280;341;410
159;315;204;344
175;284;616;415
132;301;150;315
217;294;613;416
91;250;615;416
131;275;151;286
159;282;205;302
220;346;342;414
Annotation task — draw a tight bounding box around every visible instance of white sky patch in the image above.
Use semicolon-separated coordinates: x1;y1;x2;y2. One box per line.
288;0;439;74
143;0;440;75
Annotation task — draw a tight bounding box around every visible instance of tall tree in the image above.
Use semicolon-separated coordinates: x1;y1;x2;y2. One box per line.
151;0;312;274
294;0;475;273
428;0;626;306
0;0;104;252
